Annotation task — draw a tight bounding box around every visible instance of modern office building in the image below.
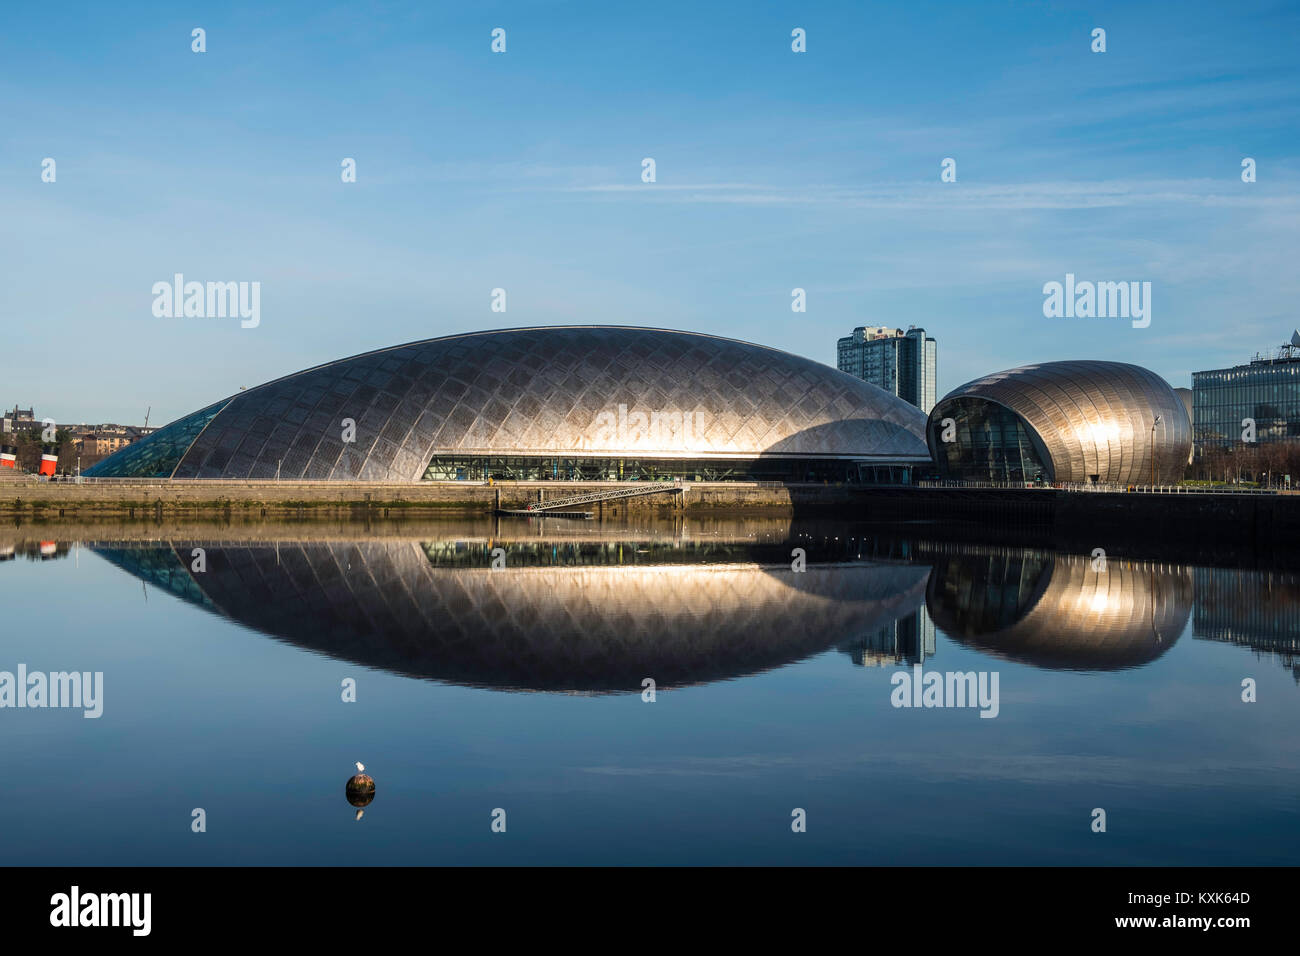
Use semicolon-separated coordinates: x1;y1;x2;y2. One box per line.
925;360;1192;484
86;326;932;483
836;326;937;414
1191;333;1300;448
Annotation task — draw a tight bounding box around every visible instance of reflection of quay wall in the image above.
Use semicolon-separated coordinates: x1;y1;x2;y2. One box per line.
0;514;798;549
856;488;1300;559
1193;568;1300;681
95;540;928;692
926;549;1192;670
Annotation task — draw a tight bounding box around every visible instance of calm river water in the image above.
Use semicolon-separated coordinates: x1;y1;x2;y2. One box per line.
1;516;1296;864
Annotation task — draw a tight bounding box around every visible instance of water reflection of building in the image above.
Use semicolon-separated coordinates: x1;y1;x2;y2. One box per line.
93;533;928;693
1193;568;1300;683
0;541;72;562
839;606;937;667
924;544;1192;670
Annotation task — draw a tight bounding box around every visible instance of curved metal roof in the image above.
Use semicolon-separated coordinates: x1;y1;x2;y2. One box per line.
90;326;929;480
928;360;1192;484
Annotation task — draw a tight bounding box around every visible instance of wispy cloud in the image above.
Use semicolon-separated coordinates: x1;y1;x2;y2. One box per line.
560;178;1300;210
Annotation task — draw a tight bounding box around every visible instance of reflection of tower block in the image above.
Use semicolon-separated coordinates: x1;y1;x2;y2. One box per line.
919;606;936;662
38;443;58;476
841;608;934;667
0;445;15;469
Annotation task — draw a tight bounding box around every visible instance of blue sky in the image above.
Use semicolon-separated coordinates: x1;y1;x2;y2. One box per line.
2;0;1298;425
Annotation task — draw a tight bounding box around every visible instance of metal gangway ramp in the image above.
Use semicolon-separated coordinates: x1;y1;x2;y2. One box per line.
502;480;682;516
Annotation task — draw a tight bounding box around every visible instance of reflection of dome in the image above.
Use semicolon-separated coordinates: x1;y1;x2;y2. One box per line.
94;537;928;692
86;326;929;481
925;547;1191;670
927;361;1192;484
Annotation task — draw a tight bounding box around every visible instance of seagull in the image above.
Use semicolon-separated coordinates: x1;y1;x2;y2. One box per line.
356;762;365;773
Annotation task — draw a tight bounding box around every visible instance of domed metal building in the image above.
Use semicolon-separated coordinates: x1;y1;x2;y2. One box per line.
87;326;930;482
926;360;1192;485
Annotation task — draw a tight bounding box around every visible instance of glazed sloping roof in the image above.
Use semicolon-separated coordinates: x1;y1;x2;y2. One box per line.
930;360;1192;484
92;327;929;480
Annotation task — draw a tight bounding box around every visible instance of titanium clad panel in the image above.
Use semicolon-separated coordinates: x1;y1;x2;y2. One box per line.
927;360;1192;484
100;327;935;482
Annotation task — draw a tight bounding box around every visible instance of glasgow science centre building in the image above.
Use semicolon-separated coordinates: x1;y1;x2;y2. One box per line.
86;326;1192;486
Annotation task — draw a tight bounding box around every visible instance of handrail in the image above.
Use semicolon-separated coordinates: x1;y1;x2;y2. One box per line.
525;481;681;511
915;479;1280;495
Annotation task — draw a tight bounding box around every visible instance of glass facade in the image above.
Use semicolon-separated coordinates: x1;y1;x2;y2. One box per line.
1192;358;1300;447
83;400;229;478
423;454;914;484
927;398;1050;482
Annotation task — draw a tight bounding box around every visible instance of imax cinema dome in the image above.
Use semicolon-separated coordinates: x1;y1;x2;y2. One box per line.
87;327;930;482
926;360;1192;485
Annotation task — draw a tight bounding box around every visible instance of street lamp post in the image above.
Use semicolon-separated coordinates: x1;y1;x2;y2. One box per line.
1150;415;1162;488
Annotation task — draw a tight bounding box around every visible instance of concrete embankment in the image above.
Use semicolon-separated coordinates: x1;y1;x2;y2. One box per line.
0;478;836;518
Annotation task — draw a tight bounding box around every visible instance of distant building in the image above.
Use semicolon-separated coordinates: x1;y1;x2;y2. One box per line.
78;432;133;456
1192;332;1300;448
836;326;937;414
0;406;153;474
73;424;157;458
1;406;35;433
